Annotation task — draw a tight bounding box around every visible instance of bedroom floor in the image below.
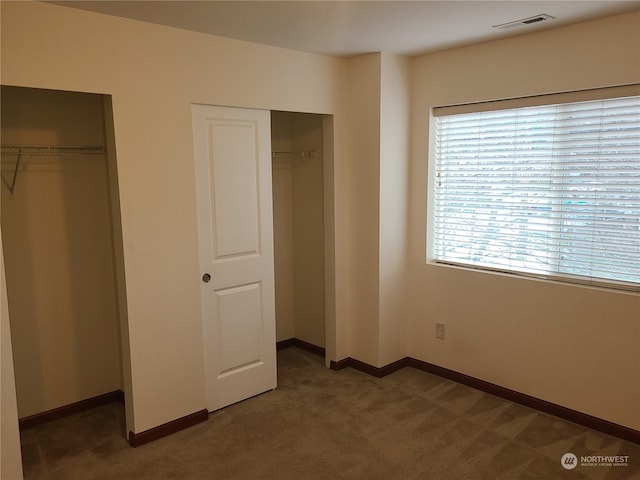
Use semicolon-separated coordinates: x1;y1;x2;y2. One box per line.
20;347;640;480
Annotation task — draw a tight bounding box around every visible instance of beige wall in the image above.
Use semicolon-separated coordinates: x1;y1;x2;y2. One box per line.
346;53;382;365
1;230;24;480
1;87;122;418
291;114;326;348
272;112;326;348
346;53;412;367
409;11;640;430
272;112;296;342
0;0;348;435
378;53;411;366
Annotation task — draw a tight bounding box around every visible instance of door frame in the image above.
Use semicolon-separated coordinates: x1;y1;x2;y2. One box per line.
321;114;337;367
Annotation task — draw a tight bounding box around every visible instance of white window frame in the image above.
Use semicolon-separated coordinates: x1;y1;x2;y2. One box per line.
427;84;640;293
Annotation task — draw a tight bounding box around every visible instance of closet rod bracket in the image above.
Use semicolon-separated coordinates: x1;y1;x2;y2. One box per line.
1;152;22;197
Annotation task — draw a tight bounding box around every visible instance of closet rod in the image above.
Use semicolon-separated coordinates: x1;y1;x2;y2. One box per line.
271;149;315;159
1;144;106;197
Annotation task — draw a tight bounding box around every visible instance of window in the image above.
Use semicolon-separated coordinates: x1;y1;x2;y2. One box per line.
431;87;640;291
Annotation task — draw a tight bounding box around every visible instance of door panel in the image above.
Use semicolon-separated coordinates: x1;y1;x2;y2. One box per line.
192;104;276;412
216;283;263;375
208;120;260;259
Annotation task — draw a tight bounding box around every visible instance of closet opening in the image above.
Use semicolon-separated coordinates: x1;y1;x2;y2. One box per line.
271;111;330;361
0;86;130;445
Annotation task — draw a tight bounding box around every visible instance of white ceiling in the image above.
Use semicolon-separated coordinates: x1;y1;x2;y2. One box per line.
52;1;640;57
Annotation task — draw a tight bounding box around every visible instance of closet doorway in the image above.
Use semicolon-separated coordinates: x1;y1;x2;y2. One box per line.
271;111;328;357
0;86;128;436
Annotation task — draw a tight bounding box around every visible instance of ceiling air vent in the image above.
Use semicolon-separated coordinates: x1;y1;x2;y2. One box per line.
493;14;555;30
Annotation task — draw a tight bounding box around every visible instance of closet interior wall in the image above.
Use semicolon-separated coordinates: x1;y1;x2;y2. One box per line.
271;111;325;349
0;86;123;418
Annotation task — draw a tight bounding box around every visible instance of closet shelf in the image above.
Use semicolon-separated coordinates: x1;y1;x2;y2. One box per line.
1;144;106;196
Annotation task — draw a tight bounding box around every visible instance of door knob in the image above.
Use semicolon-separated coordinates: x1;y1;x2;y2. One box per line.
202;273;212;283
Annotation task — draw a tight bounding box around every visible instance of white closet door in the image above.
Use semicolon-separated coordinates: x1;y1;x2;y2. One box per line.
192;104;276;412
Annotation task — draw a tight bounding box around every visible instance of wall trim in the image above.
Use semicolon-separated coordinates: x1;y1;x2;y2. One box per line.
329;358;351;371
329;356;406;378
19;390;124;430
276;338;297;350
17;353;638;445
406;358;640;445
330;356;640;445
128;409;209;448
277;338;326;357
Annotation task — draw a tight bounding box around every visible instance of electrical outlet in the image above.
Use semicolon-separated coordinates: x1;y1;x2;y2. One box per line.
435;322;445;340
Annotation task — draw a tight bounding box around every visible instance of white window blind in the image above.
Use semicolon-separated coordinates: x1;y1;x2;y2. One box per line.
432;91;640;291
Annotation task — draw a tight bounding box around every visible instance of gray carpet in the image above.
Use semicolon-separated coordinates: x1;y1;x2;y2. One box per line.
20;347;640;479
